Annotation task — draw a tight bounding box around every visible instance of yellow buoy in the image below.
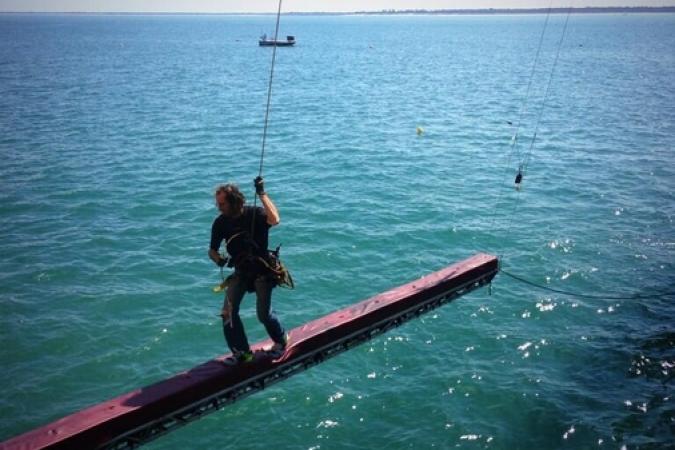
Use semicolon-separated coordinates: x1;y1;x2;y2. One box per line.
416;126;424;135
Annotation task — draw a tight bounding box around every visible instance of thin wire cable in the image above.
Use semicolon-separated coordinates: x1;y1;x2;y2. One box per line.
484;5;673;304
511;1;553;164
484;3;553;243
500;269;675;300
522;6;572;174
496;6;573;260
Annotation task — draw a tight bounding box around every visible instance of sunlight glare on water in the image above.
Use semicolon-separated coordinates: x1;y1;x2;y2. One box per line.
1;12;674;450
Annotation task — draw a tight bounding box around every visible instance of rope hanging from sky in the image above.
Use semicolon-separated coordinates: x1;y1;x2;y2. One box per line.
495;5;573;261
251;0;283;238
521;6;573;174
258;0;284;179
510;1;553;165
485;3;554;237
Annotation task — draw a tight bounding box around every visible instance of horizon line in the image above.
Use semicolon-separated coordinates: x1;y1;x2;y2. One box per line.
2;6;675;15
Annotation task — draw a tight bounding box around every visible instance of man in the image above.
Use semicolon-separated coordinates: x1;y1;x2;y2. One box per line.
208;177;287;364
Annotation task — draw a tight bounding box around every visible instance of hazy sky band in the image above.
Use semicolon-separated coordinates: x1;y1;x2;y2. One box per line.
1;0;673;13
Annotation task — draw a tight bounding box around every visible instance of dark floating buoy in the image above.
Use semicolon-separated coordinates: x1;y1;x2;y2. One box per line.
515;167;523;190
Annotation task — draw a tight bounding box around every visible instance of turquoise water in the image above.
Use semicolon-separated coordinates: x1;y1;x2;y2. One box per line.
1;12;674;449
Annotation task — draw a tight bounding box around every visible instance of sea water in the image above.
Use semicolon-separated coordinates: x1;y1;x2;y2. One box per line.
1;13;673;449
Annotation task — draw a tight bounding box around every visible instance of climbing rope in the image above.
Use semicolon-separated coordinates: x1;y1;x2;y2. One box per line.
252;0;283;238
258;0;284;179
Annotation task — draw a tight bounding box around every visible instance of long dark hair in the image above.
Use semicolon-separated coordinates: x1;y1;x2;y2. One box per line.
216;183;245;216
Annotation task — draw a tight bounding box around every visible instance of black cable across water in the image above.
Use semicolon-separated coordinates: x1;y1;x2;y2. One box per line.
500;269;675;300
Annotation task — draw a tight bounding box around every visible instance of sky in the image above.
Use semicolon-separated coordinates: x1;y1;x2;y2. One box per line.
0;0;674;13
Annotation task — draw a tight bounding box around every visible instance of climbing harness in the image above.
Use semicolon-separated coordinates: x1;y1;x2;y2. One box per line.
262;245;294;289
213;239;294;293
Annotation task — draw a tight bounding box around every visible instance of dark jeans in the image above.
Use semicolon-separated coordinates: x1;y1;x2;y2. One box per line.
222;273;285;354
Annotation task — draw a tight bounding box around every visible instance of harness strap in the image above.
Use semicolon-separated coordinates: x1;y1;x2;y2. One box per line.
226;231;246;245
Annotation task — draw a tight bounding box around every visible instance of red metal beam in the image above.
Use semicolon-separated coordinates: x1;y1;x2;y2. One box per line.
1;253;498;450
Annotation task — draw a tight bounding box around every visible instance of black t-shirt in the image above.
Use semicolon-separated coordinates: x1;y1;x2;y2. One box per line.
210;206;271;265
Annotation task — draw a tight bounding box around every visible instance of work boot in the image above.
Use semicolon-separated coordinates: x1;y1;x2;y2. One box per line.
267;333;290;356
223;350;254;366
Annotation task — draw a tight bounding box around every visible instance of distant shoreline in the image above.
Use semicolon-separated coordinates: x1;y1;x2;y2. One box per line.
2;7;675;16
308;6;675;15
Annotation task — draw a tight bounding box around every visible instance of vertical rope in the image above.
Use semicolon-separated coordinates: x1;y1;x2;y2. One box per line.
258;0;283;179
496;5;573;261
522;7;572;174
252;0;283;238
511;1;553;164
484;3;553;243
